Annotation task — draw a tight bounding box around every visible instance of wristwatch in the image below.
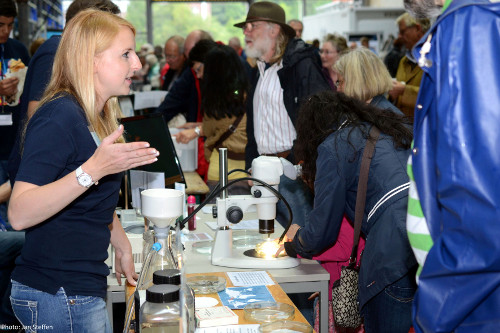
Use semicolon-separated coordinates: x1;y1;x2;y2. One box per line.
76;166;96;188
194;126;201;136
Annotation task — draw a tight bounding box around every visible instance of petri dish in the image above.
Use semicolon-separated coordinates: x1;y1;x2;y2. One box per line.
186;275;226;294
244;302;294;323
259;320;313;333
232;230;266;249
194;296;219;308
233;237;263;249
232;230;263;241
191;240;213;254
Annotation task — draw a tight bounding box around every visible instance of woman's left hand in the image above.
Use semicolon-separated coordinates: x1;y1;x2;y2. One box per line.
275;243;286;258
286;224;301;240
274;224;301;257
114;249;138;286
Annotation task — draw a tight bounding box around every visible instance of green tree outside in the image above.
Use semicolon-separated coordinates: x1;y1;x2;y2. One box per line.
125;0;330;50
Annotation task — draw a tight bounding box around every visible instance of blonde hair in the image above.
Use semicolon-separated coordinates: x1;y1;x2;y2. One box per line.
269;23;290;65
30;9;135;144
333;48;393;102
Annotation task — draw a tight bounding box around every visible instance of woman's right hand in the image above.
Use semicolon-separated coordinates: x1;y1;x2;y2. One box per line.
85;125;159;181
173;129;198;144
9;125;158;230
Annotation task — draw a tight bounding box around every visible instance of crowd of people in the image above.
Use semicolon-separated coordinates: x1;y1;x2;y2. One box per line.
0;0;499;332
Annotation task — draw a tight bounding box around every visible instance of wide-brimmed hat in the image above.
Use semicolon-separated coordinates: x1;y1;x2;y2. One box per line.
234;1;295;38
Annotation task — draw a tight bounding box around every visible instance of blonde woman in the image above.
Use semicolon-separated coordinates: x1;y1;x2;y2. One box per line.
334;48;404;115
8;10;158;331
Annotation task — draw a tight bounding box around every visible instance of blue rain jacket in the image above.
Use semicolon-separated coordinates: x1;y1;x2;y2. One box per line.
411;0;500;331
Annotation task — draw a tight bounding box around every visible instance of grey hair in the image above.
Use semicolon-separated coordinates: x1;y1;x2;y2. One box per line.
167;35;185;56
397;12;431;32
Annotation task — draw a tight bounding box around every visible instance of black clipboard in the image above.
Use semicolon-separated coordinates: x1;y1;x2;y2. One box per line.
120;113;185;187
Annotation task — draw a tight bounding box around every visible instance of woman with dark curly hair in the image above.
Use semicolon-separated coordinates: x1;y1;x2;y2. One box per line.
175;43;250;194
280;90;417;332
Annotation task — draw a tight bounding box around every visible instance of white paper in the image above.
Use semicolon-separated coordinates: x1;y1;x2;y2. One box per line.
129;170;165;209
133;90;168;110
181;232;213;243
202;205;215;214
195;324;260;333
0;113;13;126
205;220;259;231
227;271;275;286
175;182;186;219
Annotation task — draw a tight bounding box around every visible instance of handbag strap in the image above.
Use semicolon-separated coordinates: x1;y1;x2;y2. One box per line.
206;113;245;152
349;126;380;266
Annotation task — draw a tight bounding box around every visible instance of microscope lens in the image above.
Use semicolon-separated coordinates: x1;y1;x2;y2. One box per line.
259;219;274;235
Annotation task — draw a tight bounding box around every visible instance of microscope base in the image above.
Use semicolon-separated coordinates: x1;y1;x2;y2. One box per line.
211;250;300;269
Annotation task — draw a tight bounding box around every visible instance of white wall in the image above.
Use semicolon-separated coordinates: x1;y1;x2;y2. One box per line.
303;5;404;54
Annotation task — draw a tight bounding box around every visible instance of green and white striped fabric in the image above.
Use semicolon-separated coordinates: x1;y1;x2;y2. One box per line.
406;149;433;282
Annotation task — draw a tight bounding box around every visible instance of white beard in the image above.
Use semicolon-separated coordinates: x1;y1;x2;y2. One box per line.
245;32;275;61
245;45;263;59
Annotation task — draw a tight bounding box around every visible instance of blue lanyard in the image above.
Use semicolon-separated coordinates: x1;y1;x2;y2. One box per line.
1;43;6;110
0;43;5;79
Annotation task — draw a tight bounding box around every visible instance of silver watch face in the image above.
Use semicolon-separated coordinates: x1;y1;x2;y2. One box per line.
78;174;93;187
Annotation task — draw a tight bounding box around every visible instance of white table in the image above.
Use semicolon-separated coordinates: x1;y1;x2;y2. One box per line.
182;206;330;333
107;206;330;333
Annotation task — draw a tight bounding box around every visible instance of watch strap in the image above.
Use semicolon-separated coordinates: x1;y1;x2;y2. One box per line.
194;126;201;136
76;166;96;187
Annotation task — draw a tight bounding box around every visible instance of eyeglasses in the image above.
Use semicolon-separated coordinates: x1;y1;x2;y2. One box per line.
319;49;337;55
242;22;267;33
335;79;344;87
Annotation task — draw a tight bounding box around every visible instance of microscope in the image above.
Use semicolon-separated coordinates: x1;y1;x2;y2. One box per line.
210;149;300;269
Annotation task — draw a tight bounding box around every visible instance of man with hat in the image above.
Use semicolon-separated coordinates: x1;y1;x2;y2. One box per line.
235;1;329;229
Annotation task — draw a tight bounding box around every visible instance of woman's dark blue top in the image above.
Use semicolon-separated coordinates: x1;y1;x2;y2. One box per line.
12;94;122;298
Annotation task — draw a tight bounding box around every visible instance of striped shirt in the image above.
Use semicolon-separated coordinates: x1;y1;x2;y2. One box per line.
406;148;434;282
253;60;296;154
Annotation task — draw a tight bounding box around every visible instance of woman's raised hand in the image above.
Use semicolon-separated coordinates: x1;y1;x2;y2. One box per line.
85;125;159;181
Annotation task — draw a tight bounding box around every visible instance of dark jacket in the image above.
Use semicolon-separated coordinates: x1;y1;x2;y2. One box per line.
245;38;330;169
0;38;30;160
285;125;416;309
161;62;188;91
9;36;57;185
156;66;199;123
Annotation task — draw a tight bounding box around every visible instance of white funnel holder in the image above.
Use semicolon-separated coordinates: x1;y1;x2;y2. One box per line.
140;188;184;229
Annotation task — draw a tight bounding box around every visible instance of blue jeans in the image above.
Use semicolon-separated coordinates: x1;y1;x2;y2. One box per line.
10;280;111;333
276;175;313;228
360;271;416;333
